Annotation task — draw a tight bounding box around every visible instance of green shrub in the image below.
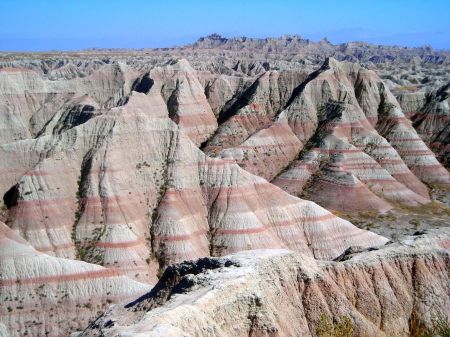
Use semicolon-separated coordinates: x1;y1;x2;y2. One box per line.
421;313;450;337
316;314;353;337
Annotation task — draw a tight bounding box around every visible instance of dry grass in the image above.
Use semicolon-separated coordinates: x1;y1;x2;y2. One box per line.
396;85;421;92
316;314;353;337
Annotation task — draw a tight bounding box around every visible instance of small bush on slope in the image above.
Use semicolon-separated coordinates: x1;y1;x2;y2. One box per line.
316;314;353;337
421;314;450;337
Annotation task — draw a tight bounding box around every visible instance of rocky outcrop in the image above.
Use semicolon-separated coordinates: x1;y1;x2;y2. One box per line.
190;34;450;65
0;222;151;337
0;60;391;336
0;56;447;284
80;229;450;337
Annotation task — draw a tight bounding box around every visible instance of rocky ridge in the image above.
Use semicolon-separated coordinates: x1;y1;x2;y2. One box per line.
81;229;450;337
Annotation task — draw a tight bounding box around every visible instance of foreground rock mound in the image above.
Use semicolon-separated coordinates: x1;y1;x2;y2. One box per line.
82;229;450;337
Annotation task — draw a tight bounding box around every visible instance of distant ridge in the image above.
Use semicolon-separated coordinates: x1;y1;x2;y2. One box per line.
3;34;448;65
183;33;450;64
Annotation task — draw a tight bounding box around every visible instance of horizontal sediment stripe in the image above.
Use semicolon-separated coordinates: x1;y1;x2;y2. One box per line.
0;268;123;286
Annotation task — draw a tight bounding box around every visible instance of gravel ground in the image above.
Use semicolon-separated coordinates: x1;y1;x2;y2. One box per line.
337;187;450;240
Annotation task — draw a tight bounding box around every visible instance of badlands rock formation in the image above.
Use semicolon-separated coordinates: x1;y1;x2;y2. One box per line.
397;82;450;167
203;57;449;213
0;35;449;337
82;229;450;337
0;222;151;337
0;83;387;282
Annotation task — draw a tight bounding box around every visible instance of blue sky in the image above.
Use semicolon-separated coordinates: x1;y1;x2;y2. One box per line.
1;0;449;51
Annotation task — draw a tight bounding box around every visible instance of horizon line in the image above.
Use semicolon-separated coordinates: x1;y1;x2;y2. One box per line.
1;33;449;54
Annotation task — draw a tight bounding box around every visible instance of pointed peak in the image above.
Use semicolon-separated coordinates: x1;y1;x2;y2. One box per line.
163;58;195;72
322;57;341;70
174;58;192;67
